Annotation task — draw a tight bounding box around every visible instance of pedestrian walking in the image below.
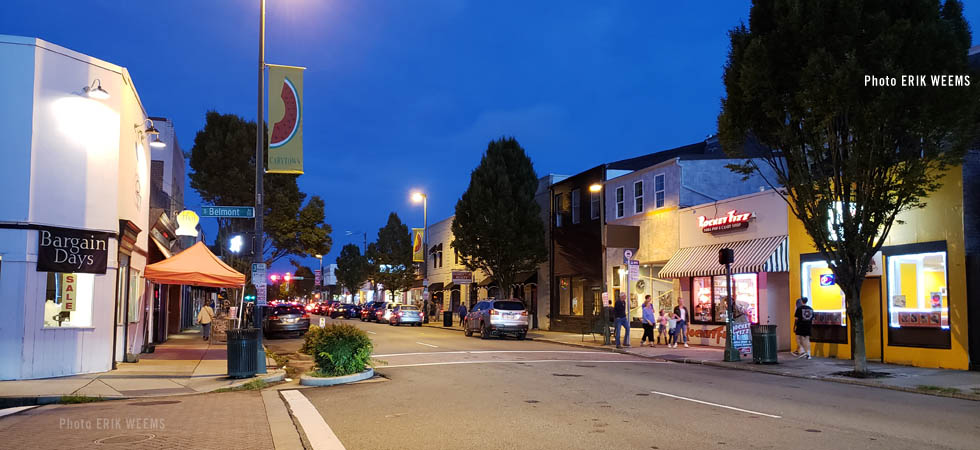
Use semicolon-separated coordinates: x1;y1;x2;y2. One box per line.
640;295;656;347
672;300;690;348
614;294;631;349
457;303;468;327
793;297;814;359
197;300;215;341
657;310;669;345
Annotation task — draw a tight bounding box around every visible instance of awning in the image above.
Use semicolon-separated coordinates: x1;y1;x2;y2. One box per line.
151;235;173;260
144;241;246;288
427;282;444;291
658;235;788;279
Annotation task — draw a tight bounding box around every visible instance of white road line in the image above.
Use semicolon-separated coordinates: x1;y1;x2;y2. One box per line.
0;405;37;419
650;391;782;419
373;350;611;357
381;360;667;368
365;331;377;334
280;390;347;450
415;342;439;348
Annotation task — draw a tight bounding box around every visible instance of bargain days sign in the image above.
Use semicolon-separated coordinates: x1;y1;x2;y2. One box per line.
36;226;112;274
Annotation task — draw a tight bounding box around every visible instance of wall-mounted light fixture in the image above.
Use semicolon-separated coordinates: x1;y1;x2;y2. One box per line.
82;79;110;100
135;119;166;148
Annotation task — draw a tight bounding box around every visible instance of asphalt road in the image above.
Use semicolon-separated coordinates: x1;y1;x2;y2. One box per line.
295;316;980;450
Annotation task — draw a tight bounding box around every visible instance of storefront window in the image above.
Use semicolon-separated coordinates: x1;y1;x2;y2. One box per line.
691;274;759;324
128;269;142;323
571;278;584;316
558;276;570;315
800;260;847;326
43;272;94;328
887;251;948;330
692;277;712;322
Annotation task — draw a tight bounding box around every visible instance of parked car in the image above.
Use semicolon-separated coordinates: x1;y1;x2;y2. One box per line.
375;303;399;323
464;299;528;340
263;304;311;337
330;303;356;319
345;303;363;319
323;301;341;316
361;302;385;322
389;305;423;326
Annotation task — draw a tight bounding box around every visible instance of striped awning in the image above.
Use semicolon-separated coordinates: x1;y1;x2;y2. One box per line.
658;235;788;279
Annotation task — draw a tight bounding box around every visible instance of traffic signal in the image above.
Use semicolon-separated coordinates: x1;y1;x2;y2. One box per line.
270;274;279;282
284;273;291;282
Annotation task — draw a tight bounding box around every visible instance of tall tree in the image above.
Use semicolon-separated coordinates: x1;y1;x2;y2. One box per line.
188;111;332;268
452;137;547;304
335;244;369;303
718;0;978;373
367;213;416;300
289;261;316;299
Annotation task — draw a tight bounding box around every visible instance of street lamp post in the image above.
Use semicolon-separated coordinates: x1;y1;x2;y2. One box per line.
250;0;269;374
411;192;428;320
590;183;611;345
315;254;323;299
344;230;368;253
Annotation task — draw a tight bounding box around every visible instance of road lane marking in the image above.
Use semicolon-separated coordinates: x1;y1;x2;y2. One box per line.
415;342;439;348
281;390;347;450
381;360;667;368
373;350;613;357
0;406;37;419
365;331;377;334
650;391;782;419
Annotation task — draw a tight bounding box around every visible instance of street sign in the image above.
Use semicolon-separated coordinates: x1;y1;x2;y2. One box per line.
319;317;326;328
628;260;640;281
256;288;267;306
451;270;473;284
200;206;255;218
623;249;633;264
314;269;322;286
251;263;267;286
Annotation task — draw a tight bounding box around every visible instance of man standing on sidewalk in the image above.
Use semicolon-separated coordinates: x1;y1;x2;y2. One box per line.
457;303;468;327
673;299;689;348
614;293;630;349
197;300;215;341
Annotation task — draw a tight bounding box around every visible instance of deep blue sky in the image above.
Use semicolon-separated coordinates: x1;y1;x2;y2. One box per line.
4;1;979;273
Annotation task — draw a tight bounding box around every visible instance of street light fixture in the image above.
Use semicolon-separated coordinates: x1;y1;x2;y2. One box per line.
83;79;109;100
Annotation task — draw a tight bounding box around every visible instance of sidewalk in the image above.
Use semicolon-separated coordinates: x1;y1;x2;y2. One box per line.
0;330;285;406
423;321;980;401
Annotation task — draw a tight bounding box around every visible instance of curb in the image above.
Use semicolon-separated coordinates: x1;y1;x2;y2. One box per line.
534;338;980;402
300;368;374;387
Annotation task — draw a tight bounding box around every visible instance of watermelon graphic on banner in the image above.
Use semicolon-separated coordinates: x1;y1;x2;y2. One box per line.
267;64;305;174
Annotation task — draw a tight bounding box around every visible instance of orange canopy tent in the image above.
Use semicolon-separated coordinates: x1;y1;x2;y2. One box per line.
144;241;246;288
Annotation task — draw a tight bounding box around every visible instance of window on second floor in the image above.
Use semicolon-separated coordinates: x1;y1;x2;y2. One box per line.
590;190;600;220
554;193;563;227
654;174;665;209
633;181;643;214
571;189;581;224
615;187;625;218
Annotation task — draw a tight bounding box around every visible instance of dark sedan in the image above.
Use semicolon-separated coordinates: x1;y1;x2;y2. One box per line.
330;303;355;319
263;304;310;337
360;302;385;322
345;303;362;319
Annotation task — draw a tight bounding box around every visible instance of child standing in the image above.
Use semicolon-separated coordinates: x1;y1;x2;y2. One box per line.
657;310;669;345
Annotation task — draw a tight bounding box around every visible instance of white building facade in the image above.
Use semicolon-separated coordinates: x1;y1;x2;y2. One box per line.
0;36;154;379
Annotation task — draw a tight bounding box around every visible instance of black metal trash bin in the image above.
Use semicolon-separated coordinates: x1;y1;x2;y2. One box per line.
227;328;260;378
751;324;778;364
443;311;454;327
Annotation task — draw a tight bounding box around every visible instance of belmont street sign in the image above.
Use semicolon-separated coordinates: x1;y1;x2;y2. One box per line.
698;210;753;233
200;206;255;218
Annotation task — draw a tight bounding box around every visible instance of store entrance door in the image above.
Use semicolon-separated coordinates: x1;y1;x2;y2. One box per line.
860;277;883;361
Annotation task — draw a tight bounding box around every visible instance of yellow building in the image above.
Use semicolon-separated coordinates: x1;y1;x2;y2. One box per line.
788;166;970;369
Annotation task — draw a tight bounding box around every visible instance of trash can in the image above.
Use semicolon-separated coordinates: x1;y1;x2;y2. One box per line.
751;324;778;364
443;311;454;327
227;328;260;378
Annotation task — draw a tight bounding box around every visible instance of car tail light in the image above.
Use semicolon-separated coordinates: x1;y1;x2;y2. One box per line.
269;315;279;321
521;311;528;316
490;309;499;315
302;313;309;319
420;312;424;319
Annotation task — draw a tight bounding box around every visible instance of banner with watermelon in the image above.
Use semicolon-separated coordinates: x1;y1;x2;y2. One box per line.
412;228;425;262
267;64;305;174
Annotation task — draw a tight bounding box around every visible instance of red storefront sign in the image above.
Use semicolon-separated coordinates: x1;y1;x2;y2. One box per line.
698;210;752;233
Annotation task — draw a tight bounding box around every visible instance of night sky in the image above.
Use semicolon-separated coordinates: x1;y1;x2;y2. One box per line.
3;0;979;273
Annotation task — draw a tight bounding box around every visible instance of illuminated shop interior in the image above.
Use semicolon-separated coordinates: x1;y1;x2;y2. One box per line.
886;251;949;330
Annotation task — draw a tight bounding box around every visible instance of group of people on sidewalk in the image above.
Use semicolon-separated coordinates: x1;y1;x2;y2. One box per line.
614;294;690;349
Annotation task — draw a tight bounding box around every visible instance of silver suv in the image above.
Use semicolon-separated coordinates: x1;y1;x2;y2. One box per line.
464;300;528;340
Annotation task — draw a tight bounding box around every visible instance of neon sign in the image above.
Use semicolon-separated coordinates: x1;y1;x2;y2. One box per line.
698;210;752;233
